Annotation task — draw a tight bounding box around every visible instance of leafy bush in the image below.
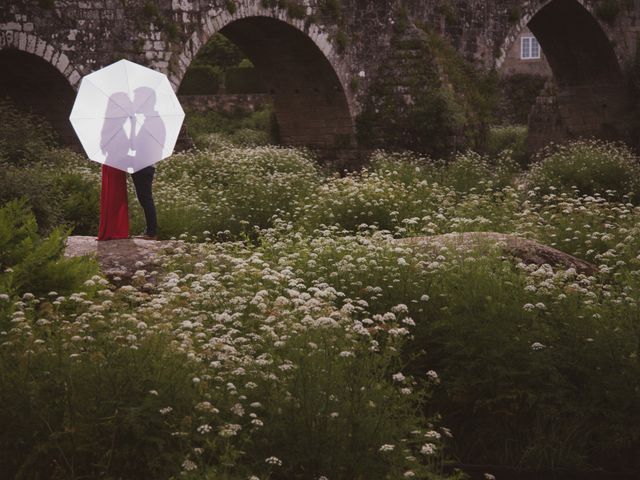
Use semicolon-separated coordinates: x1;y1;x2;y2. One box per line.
229;127;270;147
129;146;320;238
55;170;100;234
0;322;198;479
0;98;57;164
0;200;99;298
225;66;266;94
255;224;640;471
191;33;245;71
525;140;640;202
185;107;276;149
178;65;221;95
0;232;458;480
0;149;100;234
486;124;528;166
0;162;62;232
442;150;520;192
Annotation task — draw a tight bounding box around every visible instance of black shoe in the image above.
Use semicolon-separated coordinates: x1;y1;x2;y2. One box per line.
134;233;158;241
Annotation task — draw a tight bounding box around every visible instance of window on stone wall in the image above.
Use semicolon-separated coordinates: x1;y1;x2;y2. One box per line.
521;36;541;60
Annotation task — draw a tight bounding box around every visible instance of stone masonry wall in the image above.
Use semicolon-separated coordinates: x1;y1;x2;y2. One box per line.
2;0;640;159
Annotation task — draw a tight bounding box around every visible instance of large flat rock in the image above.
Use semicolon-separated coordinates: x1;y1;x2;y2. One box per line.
65;236;171;281
397;232;597;275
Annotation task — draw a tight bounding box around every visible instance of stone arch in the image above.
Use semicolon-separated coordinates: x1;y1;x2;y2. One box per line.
0;35;81;144
0;30;82;87
496;0;621;85
494;0;630;153
173;5;356;162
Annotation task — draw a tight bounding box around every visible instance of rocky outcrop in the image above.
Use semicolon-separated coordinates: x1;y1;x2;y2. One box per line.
66;233;597;286
397;232;597;275
65;236;173;282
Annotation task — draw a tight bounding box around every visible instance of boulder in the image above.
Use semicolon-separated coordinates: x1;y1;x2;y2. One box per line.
65;236;172;282
397;232;597;275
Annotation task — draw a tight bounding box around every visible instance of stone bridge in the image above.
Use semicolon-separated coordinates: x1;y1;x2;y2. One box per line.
1;0;639;163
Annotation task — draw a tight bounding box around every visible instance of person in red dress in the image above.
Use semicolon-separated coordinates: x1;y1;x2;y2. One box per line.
97;92;131;241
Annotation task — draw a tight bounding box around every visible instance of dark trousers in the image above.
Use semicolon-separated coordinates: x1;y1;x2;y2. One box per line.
131;166;157;236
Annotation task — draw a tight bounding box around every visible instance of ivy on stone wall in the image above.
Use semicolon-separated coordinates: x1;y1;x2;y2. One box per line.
259;0;307;19
423;27;498;132
595;0;633;25
356;22;498;158
138;2;180;41
507;6;522;24
497;73;547;125
225;0;237;14
287;1;307;19
393;7;409;34
320;0;341;20
336;30;348;53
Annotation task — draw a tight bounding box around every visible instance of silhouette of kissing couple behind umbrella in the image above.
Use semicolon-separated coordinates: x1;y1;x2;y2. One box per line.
101;87;166;171
97;88;165;241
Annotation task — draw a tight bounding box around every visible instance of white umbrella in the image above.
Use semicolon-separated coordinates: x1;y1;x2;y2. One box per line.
69;59;185;173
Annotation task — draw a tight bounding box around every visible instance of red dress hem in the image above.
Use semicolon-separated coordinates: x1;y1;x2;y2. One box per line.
97;164;129;241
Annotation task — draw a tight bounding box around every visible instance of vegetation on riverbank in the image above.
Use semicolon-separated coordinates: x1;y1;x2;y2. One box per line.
2;101;640;478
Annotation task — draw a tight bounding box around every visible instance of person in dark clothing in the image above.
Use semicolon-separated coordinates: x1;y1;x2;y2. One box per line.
131;86;165;240
131;166;157;239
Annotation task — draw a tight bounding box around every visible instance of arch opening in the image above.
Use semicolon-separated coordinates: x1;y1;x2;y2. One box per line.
498;0;631;153
527;0;621;86
0;48;76;145
180;16;355;162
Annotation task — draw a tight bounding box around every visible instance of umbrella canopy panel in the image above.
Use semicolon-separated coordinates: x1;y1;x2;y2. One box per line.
69;59;185;173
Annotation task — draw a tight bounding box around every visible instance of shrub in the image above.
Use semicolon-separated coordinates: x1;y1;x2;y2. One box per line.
256;225;640;471
178;65;221;95
441;151;494;192
0;327;198;479
525;140;640;202
56;171;100;235
185;107;276;149
486;124;528;166
403;250;640;470
191;33;245;70
0;232;459;479
129;146;321;238
0;161;62;233
0;98;57;164
225;66;266;94
0;148;100;235
0;200;99;298
292;169;417;232
229;127;270;147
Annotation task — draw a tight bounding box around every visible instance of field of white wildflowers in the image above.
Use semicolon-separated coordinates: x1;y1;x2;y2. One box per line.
2;139;640;479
